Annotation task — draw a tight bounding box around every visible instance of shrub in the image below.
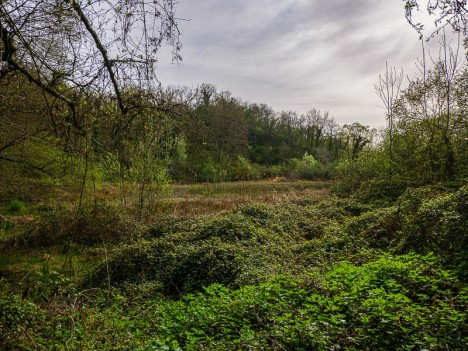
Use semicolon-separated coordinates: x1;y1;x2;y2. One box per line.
343;206;400;249
85;208;306;294
194;158;228;182
229;155;261;181
332;148;386;196
138;254;466;351
148;215;215;238
0;294;46;350
353;178;416;204
9;199;26;212
1;201;142;250
288;153;332;180
85;236;254;294
394;185;468;276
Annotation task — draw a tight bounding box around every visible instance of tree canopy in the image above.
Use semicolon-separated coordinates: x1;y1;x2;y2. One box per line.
0;0;181;114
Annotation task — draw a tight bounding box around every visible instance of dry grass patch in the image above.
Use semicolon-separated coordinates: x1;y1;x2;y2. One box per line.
150;180;332;218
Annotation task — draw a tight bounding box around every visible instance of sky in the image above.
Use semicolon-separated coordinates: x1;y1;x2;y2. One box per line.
155;0;463;128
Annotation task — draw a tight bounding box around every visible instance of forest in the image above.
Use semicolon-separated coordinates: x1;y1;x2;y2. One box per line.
0;1;467;350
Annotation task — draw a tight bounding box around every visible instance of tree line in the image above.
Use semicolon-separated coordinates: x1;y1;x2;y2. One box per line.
0;72;376;182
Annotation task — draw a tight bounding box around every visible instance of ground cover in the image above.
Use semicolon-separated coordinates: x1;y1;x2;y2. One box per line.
0;181;466;350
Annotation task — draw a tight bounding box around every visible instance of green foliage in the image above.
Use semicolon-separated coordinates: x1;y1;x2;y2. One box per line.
3;253;466;350
86;199;353;292
117;110;175;219
16;257;73;303
229;155;261;181
137;254;466;351
394;186;468;273
1;201;142;249
2;184;468;350
192;157;229;182
1;22;467;351
288;152;331;180
0;293;46;350
343;206;400;249
353;178;417;205
335;64;468;193
84;206;305;294
9;199;25;212
96;152;122;182
333;148;386;195
81;184;468;296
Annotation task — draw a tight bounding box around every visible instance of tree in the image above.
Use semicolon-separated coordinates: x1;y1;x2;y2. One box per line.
193;91;248;166
0;71;89;194
393;59;466;181
304;109;327;149
0;0;182;207
404;0;468;37
375;62;404;179
125;108;174;220
339;123;375;160
0;0;181;128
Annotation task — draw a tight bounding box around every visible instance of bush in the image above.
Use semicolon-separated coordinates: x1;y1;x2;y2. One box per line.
332;148;386;196
0;293;46;350
394;185;468;276
139;254;466;351
343;206;400;249
2;185;468;350
288;153;331;180
85;207;307;294
9;199;26;212
353;178;416;204
229;155;261;181
194;158;228;182
1;201;142;250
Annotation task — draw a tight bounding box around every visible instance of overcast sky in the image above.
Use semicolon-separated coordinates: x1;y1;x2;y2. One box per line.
156;0;461;127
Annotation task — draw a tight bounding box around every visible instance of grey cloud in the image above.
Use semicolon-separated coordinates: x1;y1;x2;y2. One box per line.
157;0;464;127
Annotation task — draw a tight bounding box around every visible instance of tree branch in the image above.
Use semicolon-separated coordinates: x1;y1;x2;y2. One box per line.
70;0;125;114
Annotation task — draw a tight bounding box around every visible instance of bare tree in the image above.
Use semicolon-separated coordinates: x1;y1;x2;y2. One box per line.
375;62;403;179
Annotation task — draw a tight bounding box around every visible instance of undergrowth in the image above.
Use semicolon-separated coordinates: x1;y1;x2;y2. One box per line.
1;184;467;350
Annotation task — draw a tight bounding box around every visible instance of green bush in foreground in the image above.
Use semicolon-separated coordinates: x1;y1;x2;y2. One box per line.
2;184;467;350
140;254;466;351
85;185;468;295
3;253;465;350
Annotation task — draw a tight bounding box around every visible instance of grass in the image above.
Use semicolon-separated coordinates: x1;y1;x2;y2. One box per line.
1;179;331;218
152;179;331;218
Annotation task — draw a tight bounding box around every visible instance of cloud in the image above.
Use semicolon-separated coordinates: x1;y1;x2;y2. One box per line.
156;0;464;127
